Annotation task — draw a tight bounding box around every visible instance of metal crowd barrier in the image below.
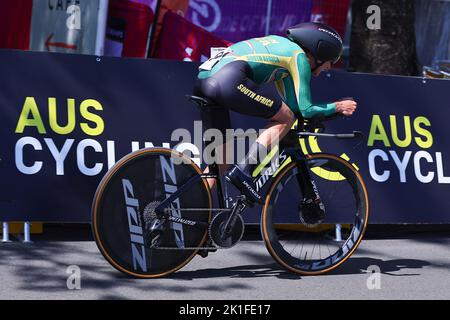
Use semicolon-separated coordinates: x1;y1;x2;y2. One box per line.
2;222;33;243
1;220;342;243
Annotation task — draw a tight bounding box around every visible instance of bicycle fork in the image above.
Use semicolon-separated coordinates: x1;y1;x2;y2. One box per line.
295;158;326;225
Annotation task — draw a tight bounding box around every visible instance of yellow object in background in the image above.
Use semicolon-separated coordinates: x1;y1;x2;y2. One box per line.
0;222;43;234
275;224;351;233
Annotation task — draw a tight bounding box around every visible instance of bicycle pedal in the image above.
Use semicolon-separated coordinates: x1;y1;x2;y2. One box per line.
238;195;259;207
196;246;217;258
197;249;209;258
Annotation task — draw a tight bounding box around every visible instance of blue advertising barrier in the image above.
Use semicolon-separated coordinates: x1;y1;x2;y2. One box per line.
0;50;449;223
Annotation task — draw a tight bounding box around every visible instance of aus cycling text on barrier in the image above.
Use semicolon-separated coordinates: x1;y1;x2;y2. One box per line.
13;97;450;186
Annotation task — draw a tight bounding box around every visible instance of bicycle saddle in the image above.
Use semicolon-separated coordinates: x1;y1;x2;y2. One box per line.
186;95;214;107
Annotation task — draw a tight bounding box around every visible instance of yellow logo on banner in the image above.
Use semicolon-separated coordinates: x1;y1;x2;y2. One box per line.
365;114;450;185
252;120;359;182
15;97;104;136
299;129;359;181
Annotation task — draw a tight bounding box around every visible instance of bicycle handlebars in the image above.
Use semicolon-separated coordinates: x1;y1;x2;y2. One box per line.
296;111;363;140
297;131;363;140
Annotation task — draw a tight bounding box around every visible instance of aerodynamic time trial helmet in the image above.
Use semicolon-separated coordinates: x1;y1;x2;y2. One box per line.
286;22;343;66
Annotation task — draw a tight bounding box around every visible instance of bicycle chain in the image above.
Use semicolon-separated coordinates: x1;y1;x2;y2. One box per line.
151;246;224;250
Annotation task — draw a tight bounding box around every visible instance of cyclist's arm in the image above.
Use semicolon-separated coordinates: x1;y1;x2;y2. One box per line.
289;52;336;118
274;78;299;113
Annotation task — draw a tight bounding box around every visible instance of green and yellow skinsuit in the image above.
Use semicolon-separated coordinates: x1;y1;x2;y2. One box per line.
198;35;336;119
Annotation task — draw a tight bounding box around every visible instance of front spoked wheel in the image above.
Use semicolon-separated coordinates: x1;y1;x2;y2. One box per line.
261;153;369;275
92;148;212;278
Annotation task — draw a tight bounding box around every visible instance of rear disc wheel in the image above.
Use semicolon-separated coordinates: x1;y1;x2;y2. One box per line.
92;148;212;278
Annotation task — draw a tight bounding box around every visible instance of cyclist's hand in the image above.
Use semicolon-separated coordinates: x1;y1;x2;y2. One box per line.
335;99;357;117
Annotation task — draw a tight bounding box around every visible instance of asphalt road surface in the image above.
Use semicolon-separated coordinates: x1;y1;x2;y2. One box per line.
1;226;449;300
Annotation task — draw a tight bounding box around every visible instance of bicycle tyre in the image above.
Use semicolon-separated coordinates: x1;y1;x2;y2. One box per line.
261;153;369;275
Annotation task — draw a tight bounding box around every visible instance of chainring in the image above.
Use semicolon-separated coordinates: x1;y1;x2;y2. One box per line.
209;211;245;248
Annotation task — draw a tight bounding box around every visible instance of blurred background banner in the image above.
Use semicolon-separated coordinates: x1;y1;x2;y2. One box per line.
185;0;313;43
0;0;33;50
153;11;231;62
29;0;108;55
104;0;155;57
0;0;448;76
310;0;351;37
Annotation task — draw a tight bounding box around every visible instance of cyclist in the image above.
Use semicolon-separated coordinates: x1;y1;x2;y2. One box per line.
193;22;357;203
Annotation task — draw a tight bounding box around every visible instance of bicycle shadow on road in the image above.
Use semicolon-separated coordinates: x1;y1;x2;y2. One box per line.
329;257;431;276
169;257;431;280
170;263;301;280
169;248;302;280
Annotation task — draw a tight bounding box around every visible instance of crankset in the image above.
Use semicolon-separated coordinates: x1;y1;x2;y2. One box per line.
209;211;245;248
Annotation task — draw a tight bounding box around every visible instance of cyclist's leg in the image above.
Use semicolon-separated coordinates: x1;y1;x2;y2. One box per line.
225;103;294;203
193;60;292;199
193;77;233;189
208;64;294;198
258;103;295;148
202;141;232;189
238;102;295;176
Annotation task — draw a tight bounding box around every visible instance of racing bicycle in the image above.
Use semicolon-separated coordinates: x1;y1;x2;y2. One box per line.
91;95;369;278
